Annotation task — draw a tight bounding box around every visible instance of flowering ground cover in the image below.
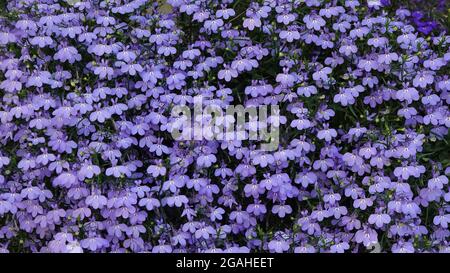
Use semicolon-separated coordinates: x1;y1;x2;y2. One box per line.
0;0;449;253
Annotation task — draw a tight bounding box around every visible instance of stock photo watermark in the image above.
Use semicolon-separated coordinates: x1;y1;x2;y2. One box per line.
168;96;281;152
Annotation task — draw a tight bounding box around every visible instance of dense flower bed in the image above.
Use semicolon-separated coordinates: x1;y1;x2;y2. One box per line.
0;0;449;253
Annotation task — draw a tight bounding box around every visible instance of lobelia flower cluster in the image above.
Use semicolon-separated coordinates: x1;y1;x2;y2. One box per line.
400;0;447;35
0;0;449;253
